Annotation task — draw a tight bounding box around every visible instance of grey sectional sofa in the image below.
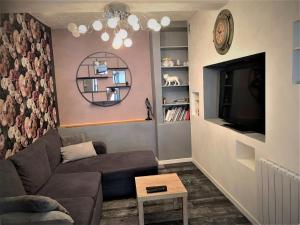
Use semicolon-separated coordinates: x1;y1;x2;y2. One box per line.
0;129;158;225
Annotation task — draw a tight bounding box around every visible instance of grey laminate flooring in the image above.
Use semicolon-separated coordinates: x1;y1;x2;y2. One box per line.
100;162;251;225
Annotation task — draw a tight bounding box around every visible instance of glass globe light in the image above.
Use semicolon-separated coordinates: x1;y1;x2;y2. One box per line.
117;29;128;39
147;18;157;30
124;38;133;48
128;14;138;26
78;25;87;34
132;23;140;31
92;20;103;31
67;23;77;32
101;32;110;41
112;36;123;49
153;23;161;32
107;17;119;29
160;16;171;27
72;30;80;38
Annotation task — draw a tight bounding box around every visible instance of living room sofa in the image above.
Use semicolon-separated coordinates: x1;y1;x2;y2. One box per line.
0;129;158;225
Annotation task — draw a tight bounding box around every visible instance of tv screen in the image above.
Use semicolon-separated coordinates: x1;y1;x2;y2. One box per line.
218;53;265;134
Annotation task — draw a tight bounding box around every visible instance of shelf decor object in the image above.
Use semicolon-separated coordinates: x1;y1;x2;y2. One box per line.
292;20;300;84
66;1;171;49
76;52;132;107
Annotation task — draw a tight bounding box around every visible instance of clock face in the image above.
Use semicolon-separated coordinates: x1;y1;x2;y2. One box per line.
215;21;226;45
213;9;234;55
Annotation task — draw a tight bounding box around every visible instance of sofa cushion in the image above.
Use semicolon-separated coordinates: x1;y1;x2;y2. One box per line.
56;197;94;225
98;150;158;174
10;142;52;194
40;129;63;171
60;133;89;147
0;211;74;225
37;172;101;199
61;141;97;163
55;150;157;174
0;195;69;214
55;155;102;173
0;160;26;197
89;180;103;225
54;151;158;199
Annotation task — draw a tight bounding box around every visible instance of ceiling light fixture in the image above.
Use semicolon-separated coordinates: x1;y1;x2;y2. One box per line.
67;1;171;49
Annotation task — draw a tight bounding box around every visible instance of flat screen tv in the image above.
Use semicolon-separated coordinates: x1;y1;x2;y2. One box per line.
213;53;265;134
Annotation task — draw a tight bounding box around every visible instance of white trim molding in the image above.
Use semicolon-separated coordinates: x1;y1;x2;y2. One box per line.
158;157;192;165
192;159;260;225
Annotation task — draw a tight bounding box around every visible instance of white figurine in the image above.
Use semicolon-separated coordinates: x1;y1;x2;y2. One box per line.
163;74;180;86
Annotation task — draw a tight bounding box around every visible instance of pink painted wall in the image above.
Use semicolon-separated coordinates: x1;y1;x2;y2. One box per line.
51;30;153;125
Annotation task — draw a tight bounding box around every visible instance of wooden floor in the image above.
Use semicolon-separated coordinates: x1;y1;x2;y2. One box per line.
100;162;251;225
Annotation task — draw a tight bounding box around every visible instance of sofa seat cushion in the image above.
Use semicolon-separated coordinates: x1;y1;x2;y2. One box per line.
98;150;158;174
55;150;157;174
55;151;158;199
9;141;52;194
37;172;101;199
54;155;102;173
56;197;94;225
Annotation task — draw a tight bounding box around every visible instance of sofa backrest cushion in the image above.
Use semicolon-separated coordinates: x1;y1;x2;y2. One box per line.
0;160;26;198
60;133;89;147
10;141;52;194
39;129;63;171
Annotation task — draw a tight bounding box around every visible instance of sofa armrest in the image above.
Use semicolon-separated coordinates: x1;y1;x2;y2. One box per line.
92;141;107;154
0;211;74;225
11;220;73;225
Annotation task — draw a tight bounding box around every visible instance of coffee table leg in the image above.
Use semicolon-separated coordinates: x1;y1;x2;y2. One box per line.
138;200;144;225
182;196;188;225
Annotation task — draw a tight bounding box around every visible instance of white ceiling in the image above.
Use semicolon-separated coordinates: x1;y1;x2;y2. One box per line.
0;0;227;28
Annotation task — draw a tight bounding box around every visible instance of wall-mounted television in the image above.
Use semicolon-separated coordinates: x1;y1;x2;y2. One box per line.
207;53;265;134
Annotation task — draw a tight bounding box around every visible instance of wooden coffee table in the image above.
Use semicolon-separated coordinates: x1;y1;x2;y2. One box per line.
135;173;188;225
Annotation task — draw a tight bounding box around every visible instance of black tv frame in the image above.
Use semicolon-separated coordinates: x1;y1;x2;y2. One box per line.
204;52;265;134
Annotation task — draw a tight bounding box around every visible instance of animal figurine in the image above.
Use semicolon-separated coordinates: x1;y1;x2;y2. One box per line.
163;74;180;86
161;58;174;67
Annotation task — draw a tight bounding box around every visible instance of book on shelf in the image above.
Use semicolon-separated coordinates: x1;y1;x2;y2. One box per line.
164;106;190;122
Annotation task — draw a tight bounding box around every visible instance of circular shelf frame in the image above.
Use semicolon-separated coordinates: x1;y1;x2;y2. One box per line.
76;52;132;107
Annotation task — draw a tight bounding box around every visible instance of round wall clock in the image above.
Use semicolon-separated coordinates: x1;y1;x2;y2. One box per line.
213;9;234;55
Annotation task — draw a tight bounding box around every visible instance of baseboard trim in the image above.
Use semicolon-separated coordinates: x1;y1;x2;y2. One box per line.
158;158;192;165
192;159;260;225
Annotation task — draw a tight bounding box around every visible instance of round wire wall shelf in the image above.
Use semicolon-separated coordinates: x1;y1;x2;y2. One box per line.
76;52;132;107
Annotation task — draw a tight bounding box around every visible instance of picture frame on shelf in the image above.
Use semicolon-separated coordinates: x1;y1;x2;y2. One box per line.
94;60;108;75
106;87;120;101
83;79;98;92
112;70;126;84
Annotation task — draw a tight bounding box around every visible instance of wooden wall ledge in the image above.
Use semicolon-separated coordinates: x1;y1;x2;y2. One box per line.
59;118;150;128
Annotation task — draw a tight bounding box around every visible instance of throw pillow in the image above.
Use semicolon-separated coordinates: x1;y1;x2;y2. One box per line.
0;211;74;224
61;141;97;163
0;195;69;214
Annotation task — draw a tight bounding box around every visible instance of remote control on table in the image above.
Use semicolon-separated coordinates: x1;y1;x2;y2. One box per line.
146;185;167;193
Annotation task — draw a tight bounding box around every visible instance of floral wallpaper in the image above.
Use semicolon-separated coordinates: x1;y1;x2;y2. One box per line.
0;13;58;159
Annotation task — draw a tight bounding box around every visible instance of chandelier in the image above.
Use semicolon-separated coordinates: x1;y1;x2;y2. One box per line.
67;2;171;49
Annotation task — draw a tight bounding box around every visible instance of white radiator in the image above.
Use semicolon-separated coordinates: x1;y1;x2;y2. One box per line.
257;159;300;225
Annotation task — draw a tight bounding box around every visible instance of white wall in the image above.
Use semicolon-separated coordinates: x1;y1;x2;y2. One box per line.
188;0;300;223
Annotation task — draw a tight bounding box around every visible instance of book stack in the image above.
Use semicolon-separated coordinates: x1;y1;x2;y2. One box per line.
164;107;190;122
